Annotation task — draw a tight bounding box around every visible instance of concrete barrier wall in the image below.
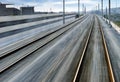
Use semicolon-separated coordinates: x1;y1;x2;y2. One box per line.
0;13;75;22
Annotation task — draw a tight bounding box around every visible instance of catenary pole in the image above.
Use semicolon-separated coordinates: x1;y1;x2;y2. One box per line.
78;0;80;15
109;0;111;24
63;0;65;24
101;0;103;16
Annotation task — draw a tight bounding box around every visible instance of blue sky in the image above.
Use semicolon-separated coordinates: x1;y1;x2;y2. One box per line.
0;0;120;12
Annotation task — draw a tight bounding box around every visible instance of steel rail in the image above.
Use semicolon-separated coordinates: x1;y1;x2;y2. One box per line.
40;16;92;82
73;15;115;82
98;17;115;82
72;15;94;82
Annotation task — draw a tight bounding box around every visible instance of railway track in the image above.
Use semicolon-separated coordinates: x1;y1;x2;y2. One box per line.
0;14;116;82
0;15;89;76
73;16;115;82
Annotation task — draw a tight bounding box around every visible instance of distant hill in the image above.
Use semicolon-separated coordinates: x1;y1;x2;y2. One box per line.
111;7;120;14
89;7;120;15
106;8;120;21
103;7;120;15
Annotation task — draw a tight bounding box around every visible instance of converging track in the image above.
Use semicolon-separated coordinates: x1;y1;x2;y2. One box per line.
0;15;88;72
0;14;118;82
73;16;115;82
0;15;92;82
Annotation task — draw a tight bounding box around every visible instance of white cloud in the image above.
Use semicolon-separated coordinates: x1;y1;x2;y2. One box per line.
1;0;120;12
53;0;98;5
34;0;99;12
35;0;98;12
34;2;61;12
1;0;100;12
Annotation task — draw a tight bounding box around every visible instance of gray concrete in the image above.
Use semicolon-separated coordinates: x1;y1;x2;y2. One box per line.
0;16;83;72
0;15;76;58
0;13;75;22
0;15;90;82
0;15;75;33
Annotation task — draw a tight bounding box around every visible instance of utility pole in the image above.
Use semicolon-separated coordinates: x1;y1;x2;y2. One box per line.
106;7;107;18
98;4;99;11
78;0;80;15
63;0;65;24
109;0;111;24
96;5;98;11
85;6;86;14
82;4;84;14
101;0;103;16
